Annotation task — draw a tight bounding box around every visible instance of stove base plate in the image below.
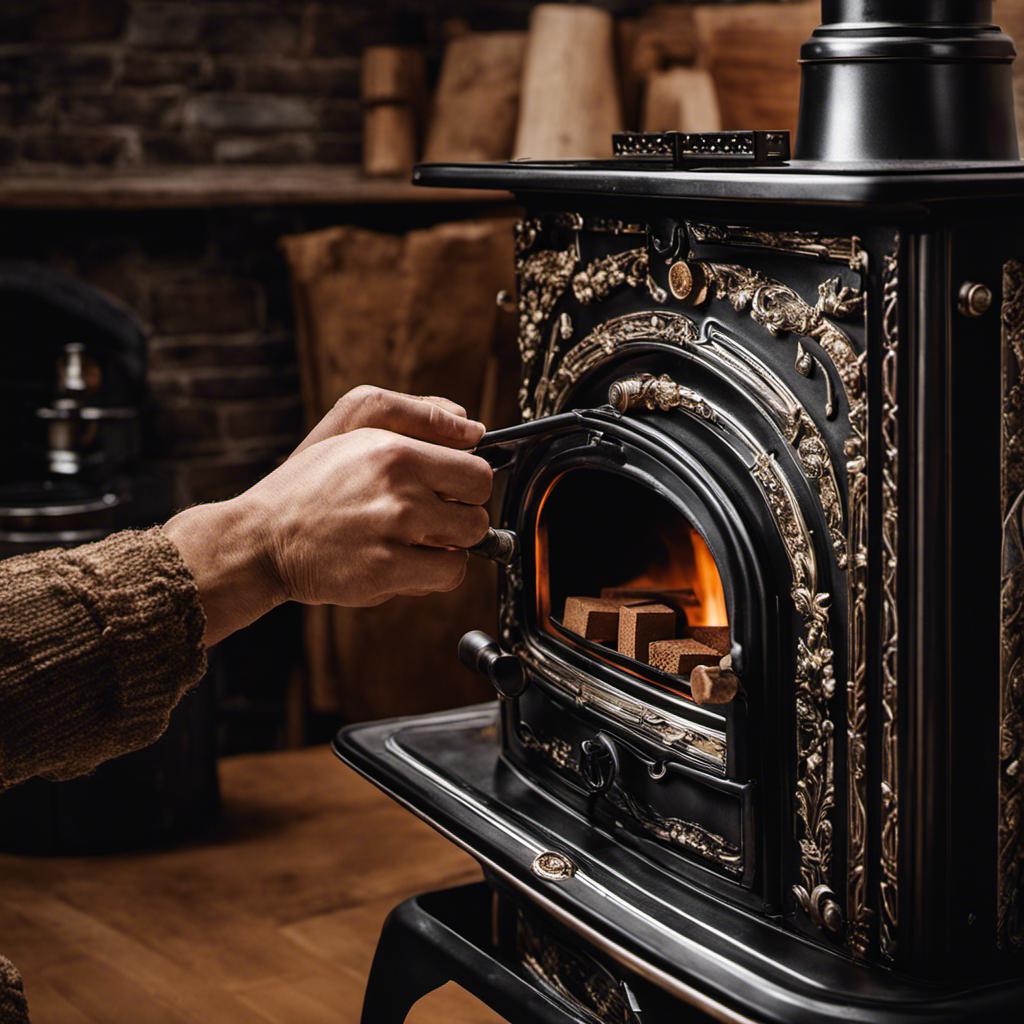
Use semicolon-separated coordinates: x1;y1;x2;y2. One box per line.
334;703;1024;1024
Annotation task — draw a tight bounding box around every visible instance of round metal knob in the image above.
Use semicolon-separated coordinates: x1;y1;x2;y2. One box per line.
531;851;577;881
959;281;993;318
458;630;527;699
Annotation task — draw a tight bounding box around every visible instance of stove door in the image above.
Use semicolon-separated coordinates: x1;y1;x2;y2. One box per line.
467;384;816;900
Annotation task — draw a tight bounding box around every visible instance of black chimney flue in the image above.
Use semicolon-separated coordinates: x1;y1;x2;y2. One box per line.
795;0;1019;162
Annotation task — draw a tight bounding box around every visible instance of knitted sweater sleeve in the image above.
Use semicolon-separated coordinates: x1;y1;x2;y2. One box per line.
0;526;207;790
0;527;207;1024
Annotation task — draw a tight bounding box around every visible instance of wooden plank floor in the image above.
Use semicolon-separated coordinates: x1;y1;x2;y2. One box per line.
0;747;508;1024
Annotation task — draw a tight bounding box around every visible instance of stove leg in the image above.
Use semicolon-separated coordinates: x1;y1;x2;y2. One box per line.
360;883;587;1024
359;898;453;1024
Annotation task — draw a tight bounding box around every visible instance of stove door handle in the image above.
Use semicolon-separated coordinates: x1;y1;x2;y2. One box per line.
467;528;519;566
458;630;528;700
471;411;600;470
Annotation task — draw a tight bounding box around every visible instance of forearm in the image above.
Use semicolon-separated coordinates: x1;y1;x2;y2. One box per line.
163;495;284;648
0;528;206;791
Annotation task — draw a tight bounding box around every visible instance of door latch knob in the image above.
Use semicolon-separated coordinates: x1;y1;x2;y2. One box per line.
459;630;528;699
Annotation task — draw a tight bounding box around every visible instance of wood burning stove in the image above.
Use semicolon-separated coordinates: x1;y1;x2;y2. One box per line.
335;3;1024;1020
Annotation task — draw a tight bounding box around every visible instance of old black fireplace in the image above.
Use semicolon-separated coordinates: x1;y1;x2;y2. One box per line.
335;3;1024;1021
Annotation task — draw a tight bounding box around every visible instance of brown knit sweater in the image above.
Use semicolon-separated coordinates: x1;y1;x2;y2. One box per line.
0;527;207;1024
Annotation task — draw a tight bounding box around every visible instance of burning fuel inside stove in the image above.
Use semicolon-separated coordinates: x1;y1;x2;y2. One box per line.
534;467;735;703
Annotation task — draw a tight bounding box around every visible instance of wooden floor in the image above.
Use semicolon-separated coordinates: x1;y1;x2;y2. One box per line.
0;747;508;1024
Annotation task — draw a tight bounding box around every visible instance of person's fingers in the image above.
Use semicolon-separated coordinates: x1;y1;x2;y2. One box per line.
291;386;483;458
383;543;469;595
420;395;468;418
373;435;493;506
383;492;491;549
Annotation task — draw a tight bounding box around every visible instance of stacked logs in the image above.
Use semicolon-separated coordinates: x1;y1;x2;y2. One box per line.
561;590;737;705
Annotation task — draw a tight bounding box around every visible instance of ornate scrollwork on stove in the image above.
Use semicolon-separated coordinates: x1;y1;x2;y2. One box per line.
689;261;866;577
878;246;901;959
514;218;578;419
843;259;875;957
540;311;699;417
750;452;842;934
515;215;662;419
500;561;523;649
999;259;1024;950
608;371;717;423
695;324;849;569
689;223;865;267
605;784;743;877
517;910;640;1024
573;248;667;306
516;716;741;875
700;262;865;403
517;721;580;775
518;647;728;771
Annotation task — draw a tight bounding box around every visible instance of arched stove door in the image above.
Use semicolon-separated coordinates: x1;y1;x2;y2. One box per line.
472;338;845;914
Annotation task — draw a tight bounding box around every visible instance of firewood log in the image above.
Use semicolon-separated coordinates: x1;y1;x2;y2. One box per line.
642;67;721;133
601;587;697;619
562;596;621;643
617;603;676;664
514;3;623;160
424;32;527;163
683;625;731;656
692;0;820;136
649;638;721;676
690;664;741;705
361;46;426;177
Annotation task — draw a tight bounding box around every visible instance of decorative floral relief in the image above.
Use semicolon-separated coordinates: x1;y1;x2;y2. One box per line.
878;246;900;959
999;259;1024;949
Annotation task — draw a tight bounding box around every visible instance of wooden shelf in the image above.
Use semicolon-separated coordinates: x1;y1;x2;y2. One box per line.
0;165;512;210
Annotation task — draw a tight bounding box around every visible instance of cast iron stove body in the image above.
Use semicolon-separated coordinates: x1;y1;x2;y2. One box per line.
336;4;1024;1020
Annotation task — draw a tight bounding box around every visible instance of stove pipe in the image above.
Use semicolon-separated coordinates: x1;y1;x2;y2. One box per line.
795;0;1020;162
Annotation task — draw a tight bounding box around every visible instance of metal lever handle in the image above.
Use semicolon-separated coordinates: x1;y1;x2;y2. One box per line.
467;528;519;566
459;630;528;699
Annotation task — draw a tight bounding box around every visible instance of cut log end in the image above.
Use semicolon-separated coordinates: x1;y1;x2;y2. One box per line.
690;665;740;705
562;596;621;644
683;625;730;656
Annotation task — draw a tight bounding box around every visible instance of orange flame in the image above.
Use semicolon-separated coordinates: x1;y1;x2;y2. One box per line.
616;525;728;627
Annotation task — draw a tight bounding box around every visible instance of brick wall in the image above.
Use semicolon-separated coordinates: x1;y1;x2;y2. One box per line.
0;206;302;505
0;0;552;171
0;202;479;507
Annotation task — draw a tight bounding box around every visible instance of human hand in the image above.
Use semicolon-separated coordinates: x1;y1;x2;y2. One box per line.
290;384;486;457
245;424;493;608
164;386;492;646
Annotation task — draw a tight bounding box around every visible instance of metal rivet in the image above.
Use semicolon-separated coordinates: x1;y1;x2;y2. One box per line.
959;281;993;318
531;851;577;881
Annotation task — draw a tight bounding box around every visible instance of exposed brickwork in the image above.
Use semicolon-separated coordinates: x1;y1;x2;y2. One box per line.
0;0;541;173
0;1;530;751
0;205;367;512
